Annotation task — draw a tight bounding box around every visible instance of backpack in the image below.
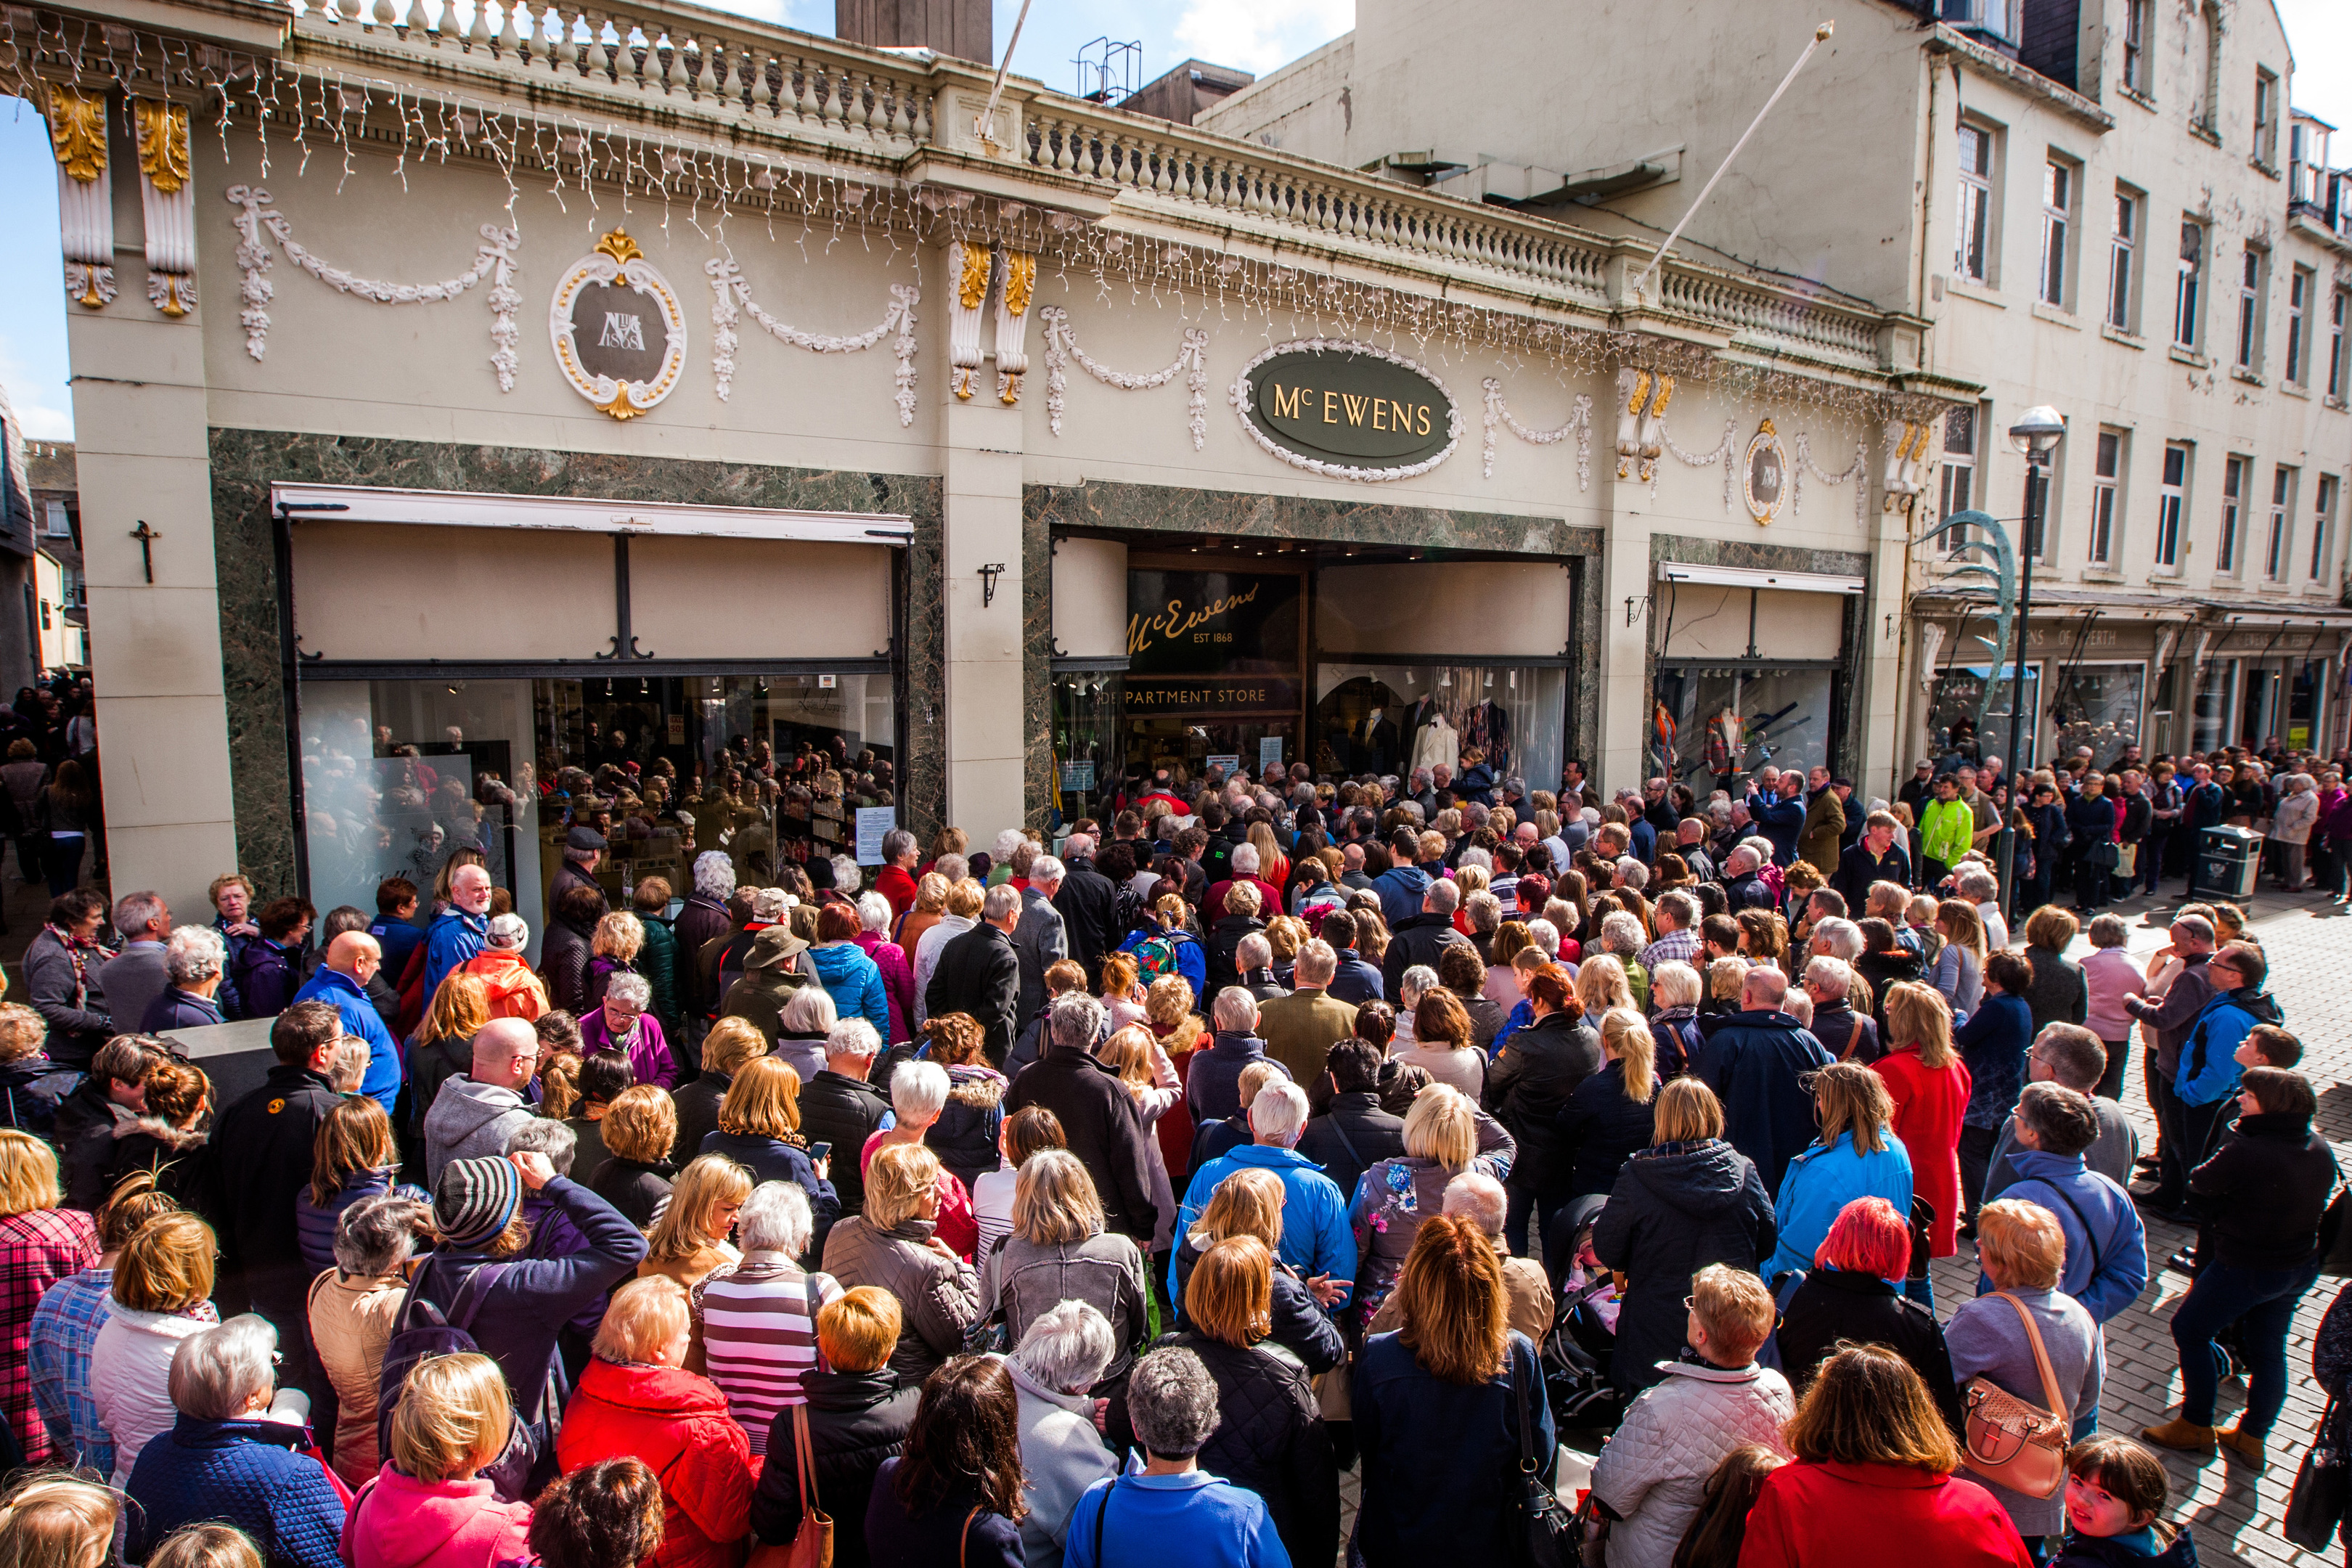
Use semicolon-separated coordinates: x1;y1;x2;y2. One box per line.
1127;931;1186;982
372;1258;536;1500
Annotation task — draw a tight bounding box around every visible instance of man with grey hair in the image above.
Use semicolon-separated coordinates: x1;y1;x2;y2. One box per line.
146;925;231;1031
1063;1347;1283;1568
1808;916;1863;965
1802;955;1876;1061
1005;992;1159;1246
799;1018;889;1217
1383;875;1469;999
926;881;1024;1066
1013;854;1071;1042
99;891;173;1040
1259;938;1355;1087
1722;844;1773;911
1052;831;1121;979
1175;1081;1352;1310
1185;989;1285;1126
1007;1300;1121;1566
1234;931;1283;1002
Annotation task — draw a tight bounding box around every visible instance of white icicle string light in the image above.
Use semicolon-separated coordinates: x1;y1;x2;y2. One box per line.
703;256;920;424
1037;306;1211;448
1478;377;1593;488
1794;431;1872;525
1659;419;1741;513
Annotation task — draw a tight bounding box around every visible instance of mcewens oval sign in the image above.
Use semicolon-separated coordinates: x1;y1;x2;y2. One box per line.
1233;341;1460;481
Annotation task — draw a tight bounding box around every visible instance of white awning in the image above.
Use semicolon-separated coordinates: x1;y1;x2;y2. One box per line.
1657;560;1865;594
268;483;912;545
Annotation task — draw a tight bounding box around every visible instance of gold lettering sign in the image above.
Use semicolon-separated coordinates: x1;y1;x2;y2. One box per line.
1238;343;1456;476
1127;583;1262;659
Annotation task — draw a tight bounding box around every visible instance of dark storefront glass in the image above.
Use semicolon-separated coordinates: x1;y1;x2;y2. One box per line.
1653;666;1837;793
1120;569;1306;786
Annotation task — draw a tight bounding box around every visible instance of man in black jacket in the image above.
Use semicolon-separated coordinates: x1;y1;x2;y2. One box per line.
924;883;1024;1066
1004;993;1161;1246
1050;833;1120;981
799;1024;891;1220
211;1000;345;1395
1831;812;1912;912
1382;878;1471;999
1296;1040;1405;1202
56;1034;170;1211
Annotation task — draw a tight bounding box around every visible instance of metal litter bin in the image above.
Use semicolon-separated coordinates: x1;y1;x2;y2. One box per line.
2191;824;2263;901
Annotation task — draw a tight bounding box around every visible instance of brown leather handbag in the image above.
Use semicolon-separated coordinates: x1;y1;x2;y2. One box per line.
746;1405;831;1568
1961;1291;2073;1499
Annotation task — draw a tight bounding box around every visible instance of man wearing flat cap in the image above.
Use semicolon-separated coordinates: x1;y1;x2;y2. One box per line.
551;824;605;904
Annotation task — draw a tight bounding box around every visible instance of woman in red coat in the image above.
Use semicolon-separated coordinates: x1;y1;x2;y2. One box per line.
558;1276;757;1568
1738;1344;2030;1568
1870;982;1971;1290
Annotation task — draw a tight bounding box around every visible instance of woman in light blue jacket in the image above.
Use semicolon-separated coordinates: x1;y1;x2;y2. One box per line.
1763;1060;1914;1283
809;901;891;1039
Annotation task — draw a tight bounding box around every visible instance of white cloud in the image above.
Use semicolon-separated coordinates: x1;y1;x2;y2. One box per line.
1172;0;1350;75
0;339;71;443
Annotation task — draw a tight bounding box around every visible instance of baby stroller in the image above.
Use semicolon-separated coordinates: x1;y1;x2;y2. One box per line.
1543;1194;1629;1435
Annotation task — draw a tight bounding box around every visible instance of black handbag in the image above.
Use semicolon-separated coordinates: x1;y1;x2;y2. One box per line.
2286;1395;2350;1551
1511;1354;1576;1568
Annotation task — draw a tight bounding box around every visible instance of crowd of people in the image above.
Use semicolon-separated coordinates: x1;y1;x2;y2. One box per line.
0;734;2341;1568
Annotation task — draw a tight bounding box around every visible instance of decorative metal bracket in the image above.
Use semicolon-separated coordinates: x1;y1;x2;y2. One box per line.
979;562;1006;608
592;534;657;661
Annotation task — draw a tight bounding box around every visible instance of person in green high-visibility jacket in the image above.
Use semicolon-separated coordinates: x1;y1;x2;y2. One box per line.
1919;773;1977;888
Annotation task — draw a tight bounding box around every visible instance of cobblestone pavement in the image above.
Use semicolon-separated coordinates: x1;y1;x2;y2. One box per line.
1334;879;2352;1564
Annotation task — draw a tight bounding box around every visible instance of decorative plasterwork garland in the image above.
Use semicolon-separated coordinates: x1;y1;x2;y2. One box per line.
1040;306;1211;449
1659;419;1740;512
704;258;920;425
1229;340;1463;483
225;186;520;387
134;99;196;316
46;86;113;309
1478;378;1591;489
1794;431;1871;525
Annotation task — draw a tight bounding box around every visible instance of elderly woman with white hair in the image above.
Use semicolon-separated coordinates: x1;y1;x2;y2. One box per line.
1596;912;1651;1010
308;1193;430;1486
770;984;838;1085
984;1149;1149;1385
458;912;551;1022
142;925;231;1030
986;828;1030;886
1005;1300;1121;1567
694;1180;842;1455
849;891;915;1043
1392;964;1437;1048
123;1315;347;1568
858;1059;979;1259
581;971;677;1090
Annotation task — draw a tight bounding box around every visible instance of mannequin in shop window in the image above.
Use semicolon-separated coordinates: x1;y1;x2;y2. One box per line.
1354;706;1401;777
1409;701;1458;783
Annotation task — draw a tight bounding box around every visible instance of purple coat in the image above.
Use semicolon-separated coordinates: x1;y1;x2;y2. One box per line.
580;1008;679;1090
852;931;915;1044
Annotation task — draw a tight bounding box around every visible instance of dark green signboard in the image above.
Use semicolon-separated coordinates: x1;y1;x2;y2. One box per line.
1126;571;1302;677
1241;347;1453;470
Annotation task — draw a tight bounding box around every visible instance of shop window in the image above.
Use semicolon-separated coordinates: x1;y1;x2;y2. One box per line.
2289;658;2324;751
2192;658;2236;754
2049;662;2144;768
1312;664;1564;791
1927;663;2043;769
1653;665;1837;792
1050;668;1124;831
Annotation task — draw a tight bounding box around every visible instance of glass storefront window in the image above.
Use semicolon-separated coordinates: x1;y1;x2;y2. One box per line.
301;673;894;958
2290;658;2324;751
1654;666;1836;794
2192;658;2235;755
1308;663;1564;787
1050;669;1122;829
2049;662;2145;769
1926;663;2043;771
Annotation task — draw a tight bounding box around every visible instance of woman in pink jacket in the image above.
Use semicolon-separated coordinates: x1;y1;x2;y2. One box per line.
344;1354;533;1568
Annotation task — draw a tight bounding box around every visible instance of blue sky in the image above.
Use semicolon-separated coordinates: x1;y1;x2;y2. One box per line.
3;0;2345;442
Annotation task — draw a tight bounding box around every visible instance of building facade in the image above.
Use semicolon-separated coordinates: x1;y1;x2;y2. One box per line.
15;0;1965;931
1201;0;2352;775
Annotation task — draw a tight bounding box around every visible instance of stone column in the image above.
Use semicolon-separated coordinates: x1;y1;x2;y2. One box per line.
65;106;240;917
938;243;1027;836
1595;470;1655;798
1858;490;1916;796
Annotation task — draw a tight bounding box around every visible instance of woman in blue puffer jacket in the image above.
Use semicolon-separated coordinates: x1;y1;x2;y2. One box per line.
1763;1060;1914;1284
809;903;891;1038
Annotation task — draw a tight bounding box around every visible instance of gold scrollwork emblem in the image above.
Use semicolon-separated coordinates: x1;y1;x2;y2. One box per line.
957;242;993;311
134;100;189;194
1001;251;1035;318
46;87;107;184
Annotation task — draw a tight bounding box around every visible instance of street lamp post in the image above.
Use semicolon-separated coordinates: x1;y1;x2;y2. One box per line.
2000;405;2067;928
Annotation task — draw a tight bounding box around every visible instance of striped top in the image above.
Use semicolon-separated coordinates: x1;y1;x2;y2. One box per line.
695;1252;842;1453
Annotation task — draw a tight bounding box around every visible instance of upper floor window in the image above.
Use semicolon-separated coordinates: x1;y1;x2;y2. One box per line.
2174;221;2204;350
2156;443;2189;570
1941;404;1980;550
2192;2;2222;136
2267;465;2296;581
2331;288;2349;401
2120;0;2149;94
40;502;68;539
2286;266;2311;385
2039;159;2074;309
2313;474;2339;583
2088;430;2123;565
2237;246;2265;371
2254;70;2279;166
2220;454;2246;573
2107;187;2139;330
1956;125;1995;285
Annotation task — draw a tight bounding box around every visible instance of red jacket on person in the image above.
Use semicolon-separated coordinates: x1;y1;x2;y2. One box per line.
1736;1461;2031;1568
557;1358;759;1568
874;865;920;923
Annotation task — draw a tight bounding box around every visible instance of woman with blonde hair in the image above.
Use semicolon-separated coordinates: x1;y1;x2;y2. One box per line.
91;1210;219;1485
584;910;647;1011
984;1149;1148;1385
1352;1214;1551;1566
1574;952;1635;1030
638;1153;752;1294
859;1060;979;1259
0;1129;98;1466
697;1058;837;1230
1142;973;1206;1180
1931;898;1988;1017
348;1353;532;1568
406;973;493;1144
1763;1061;1914;1283
557;1278;755;1568
589;1083;677;1228
895;871;952;959
1352;1085;1504;1323
821;1143;983;1383
1095;1023;1181;1265
1871;981;1972;1273
1943;1200;2102;1550
669;1015;766;1169
1248;821;1290;892
1561;1007;1660;1200
0;1476;118;1568
1155;1235;1338;1567
1169;1167;1342;1372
